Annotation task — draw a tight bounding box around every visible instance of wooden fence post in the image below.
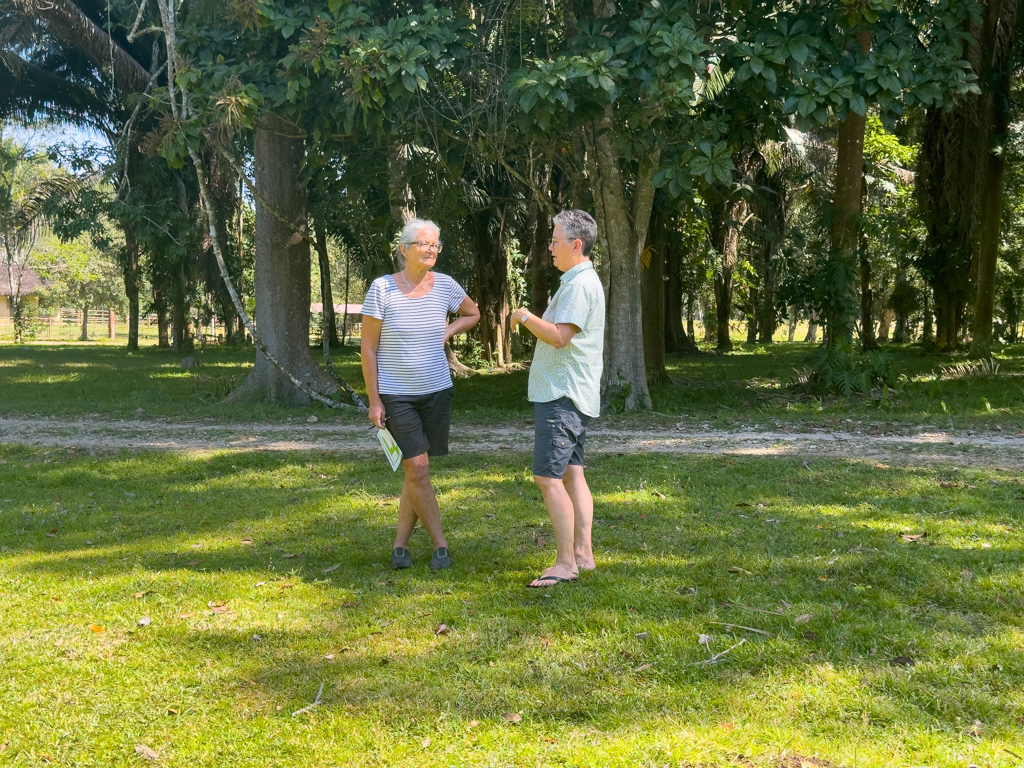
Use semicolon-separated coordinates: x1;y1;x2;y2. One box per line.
109;309;116;340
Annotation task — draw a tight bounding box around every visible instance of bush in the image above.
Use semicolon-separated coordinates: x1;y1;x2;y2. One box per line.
804;344;899;396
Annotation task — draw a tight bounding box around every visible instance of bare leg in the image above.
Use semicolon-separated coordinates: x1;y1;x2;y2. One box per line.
562;464;595;570
530;474;579;585
393;453;447;550
393;488;418;549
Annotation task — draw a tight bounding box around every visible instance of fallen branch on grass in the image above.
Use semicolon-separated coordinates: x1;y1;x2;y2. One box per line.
291;682;324;716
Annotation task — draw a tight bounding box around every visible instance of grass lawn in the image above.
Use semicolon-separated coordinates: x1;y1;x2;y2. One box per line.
1;342;1023;432
1;445;1022;766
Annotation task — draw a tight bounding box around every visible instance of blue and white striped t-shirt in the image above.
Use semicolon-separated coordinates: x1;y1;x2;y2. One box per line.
361;272;468;396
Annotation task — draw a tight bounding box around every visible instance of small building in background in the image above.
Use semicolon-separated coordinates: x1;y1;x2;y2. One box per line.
0;267;46;318
311;302;363;336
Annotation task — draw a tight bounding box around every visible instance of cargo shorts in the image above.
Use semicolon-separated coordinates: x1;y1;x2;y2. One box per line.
532;397;591;478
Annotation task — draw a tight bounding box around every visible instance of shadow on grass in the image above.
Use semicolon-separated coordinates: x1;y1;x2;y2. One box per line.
2;449;1022;736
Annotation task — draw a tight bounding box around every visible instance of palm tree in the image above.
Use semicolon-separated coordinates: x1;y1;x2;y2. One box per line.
0;130;84;341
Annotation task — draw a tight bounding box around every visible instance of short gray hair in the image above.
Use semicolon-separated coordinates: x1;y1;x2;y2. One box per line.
553;209;598;256
398;217;440;248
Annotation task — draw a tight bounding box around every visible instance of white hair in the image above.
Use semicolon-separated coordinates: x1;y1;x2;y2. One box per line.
398;217;440;247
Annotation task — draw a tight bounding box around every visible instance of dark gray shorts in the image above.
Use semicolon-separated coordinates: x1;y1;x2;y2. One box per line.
532;397;592;478
380;387;454;460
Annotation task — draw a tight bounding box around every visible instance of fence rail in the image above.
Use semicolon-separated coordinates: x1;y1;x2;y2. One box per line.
0;310;362;345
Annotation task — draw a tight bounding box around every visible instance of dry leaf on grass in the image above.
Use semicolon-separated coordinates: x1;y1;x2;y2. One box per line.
137;617;152;627
794;614;813;623
342;601;358;609
281;553;298;559
803;630;820;642
241;539;253;545
322;563;341;573
503;712;522;723
728;566;753;575
900;532;927;542
167;708;179;715
434;623;450;635
134;744;158;760
635;632;649;640
961;569;974;579
185;560;201;567
539;636;551;647
88;624;105;633
207;601;230;614
133;590;153;599
535;537;546;548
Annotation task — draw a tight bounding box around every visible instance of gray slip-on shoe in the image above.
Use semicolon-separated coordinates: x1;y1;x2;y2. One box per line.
429;547;452;570
390;547;413;569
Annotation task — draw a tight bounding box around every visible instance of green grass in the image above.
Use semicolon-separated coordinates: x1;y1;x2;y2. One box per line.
1;341;1023;431
1;445;1022;766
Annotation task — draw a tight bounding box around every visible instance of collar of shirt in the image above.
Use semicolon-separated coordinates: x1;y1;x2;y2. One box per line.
560;260;595;284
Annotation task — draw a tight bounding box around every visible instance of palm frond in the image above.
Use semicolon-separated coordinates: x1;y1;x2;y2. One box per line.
11;0;150;92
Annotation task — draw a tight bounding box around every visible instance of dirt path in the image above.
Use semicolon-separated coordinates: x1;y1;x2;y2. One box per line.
2;415;1023;469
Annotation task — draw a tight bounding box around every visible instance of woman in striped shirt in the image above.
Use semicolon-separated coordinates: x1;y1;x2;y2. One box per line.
361;218;480;570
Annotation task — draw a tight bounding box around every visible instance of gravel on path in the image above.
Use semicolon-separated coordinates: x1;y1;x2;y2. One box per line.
1;415;1022;469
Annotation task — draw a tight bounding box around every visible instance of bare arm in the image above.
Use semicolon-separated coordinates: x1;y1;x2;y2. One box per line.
445;296;481;343
510;307;578;349
360;315;386;429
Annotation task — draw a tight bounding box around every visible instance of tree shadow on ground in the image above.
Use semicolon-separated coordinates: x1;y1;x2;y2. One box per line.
2;449;1022;745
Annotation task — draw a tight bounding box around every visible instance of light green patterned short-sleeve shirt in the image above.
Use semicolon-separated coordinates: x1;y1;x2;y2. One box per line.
528;260;605;418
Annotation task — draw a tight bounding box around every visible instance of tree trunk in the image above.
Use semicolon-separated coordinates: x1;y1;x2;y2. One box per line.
80;302;89;341
746;296;758;344
805;314;819;343
701;295;715;342
788;308;797;342
755;245;777;344
155;289;170;348
663;235;701;356
171;275;192;351
686;293;695;339
233;112;338;405
711;194;748;352
586;105;657;410
529;165;554;317
641;209;666;381
970;37;1014;356
752;165;785;344
122;223;141;351
388;142;415;230
859;231;878;350
471;206;512;366
314;222;341;347
664;227;682;353
829;30;872;349
934;293;961;352
878;304;893;343
922;291;934;343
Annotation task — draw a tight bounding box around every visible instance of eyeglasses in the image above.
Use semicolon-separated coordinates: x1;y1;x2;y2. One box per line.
550;238;578;247
411;241;443;253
